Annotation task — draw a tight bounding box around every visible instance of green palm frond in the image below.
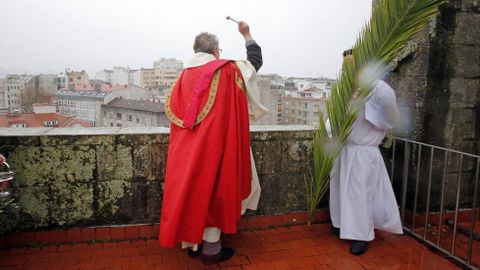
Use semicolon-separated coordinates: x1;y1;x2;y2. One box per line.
305;0;446;223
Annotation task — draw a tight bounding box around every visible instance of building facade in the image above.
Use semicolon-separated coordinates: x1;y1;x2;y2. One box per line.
54;74;67;89
54;85;153;126
0;80;7;116
95;70;113;84
282;88;327;126
22;74;61;112
66;70;90;89
102;98;168;128
152;58;183;90
96;67;143;86
153;58;183;70
6;74;31;113
250;76;283;125
154;68;179;90
139;69;156;89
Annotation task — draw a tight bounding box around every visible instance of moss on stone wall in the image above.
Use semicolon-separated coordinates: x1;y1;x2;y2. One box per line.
0;128;315;230
97;180;129;221
96;145;133;182
8;145;97;229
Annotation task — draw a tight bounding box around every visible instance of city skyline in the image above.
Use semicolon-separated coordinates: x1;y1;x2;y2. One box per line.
0;0;372;79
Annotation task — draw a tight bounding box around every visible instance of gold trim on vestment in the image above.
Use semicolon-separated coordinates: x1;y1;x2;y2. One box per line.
235;72;246;94
165;70;221;128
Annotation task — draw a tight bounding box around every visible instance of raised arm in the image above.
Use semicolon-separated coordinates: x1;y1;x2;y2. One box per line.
238;21;263;72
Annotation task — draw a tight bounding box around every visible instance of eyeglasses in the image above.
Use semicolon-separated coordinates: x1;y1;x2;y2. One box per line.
216;48;223;53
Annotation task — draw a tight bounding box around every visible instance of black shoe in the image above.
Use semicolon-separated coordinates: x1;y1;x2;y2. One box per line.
187;244;203;258
202;247;235;265
350;241;369;255
331;227;340;236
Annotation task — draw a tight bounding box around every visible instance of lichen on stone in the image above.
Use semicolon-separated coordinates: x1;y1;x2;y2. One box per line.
97;180;130;218
96;145;133;182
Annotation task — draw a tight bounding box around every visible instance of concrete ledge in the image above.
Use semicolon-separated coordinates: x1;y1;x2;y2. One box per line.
0;125;314;137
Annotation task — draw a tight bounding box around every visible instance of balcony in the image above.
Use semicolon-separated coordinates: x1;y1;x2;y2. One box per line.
0;126;477;269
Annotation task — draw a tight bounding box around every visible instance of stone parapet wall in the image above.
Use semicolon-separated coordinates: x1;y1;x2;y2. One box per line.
0;126;314;231
442;0;480;154
386;0;480;154
373;0;480;208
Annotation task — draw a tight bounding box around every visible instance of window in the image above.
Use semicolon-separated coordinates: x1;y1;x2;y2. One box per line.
128;115;133;121
10;123;27;128
110;123;114;127
298;110;302;116
117;113;122;120
136;117;140;123
43;121;58;127
77;76;81;80
117;123;122;127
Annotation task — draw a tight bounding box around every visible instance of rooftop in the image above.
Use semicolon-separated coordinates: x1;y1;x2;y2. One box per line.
62;84;130;92
0;127;478;269
0;223;461;270
0;113;92;128
104;97;164;113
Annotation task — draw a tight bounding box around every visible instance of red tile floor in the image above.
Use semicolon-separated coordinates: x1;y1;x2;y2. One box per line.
412;221;480;269
0;223;462;270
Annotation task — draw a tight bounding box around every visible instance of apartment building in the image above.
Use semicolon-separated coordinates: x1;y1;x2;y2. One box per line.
54;85;152;126
102;98;168;128
6;74;32;113
282;87;327;126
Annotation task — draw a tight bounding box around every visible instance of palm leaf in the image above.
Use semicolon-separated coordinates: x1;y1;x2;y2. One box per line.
305;0;446;223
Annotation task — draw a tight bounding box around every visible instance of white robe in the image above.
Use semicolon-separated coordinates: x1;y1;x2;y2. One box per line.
329;81;403;241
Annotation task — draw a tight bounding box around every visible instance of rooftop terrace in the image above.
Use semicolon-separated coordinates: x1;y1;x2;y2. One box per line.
0;223;460;270
0;126;478;269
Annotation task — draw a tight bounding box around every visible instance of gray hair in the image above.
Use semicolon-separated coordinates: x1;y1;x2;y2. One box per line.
193;32;219;54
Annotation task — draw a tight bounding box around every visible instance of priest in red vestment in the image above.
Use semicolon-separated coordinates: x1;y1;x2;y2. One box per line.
159;21;267;265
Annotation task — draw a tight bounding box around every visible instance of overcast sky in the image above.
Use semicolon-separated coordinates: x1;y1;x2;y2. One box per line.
0;0;372;79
